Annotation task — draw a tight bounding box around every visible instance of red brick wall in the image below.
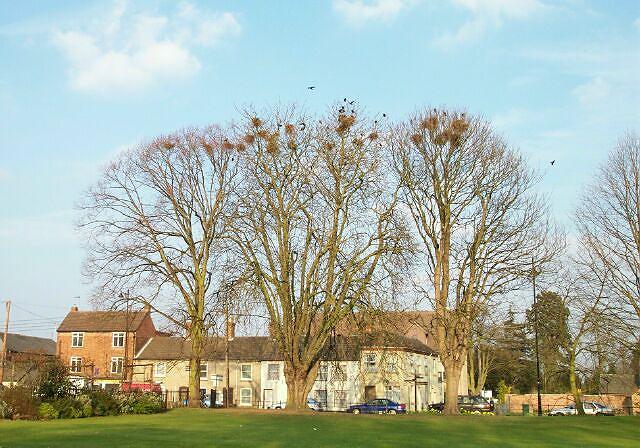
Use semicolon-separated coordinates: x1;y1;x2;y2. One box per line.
505;393;636;415
134;313;156;352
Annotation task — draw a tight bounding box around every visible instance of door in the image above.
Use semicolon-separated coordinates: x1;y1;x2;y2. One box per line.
264;389;273;409
365;386;376;401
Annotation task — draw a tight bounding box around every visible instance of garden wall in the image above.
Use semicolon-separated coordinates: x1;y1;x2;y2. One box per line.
505;393;637;415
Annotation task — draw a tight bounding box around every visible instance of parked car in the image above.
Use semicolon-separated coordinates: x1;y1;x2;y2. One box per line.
306;397;323;411
347;399;406;415
549;401;614;416
429;395;494;413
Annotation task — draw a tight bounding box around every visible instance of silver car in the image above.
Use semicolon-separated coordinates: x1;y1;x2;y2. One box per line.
549;401;614;416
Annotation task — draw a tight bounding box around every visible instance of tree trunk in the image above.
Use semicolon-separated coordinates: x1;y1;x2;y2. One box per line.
284;361;317;411
443;361;463;415
569;350;583;415
188;325;205;408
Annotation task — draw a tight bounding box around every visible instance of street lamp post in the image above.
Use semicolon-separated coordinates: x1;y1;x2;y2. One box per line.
531;258;543;416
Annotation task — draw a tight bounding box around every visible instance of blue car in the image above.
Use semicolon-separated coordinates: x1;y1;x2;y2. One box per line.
347;399;406;415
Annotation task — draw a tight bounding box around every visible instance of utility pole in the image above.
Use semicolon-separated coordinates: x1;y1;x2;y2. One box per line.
532;258;543;416
1;300;11;385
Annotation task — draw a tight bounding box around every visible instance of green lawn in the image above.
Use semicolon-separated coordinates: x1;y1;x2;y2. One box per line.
0;409;638;448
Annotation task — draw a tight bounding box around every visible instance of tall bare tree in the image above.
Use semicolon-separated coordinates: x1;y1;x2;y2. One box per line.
79;127;239;404
391;108;556;414
576;132;640;379
230;106;408;410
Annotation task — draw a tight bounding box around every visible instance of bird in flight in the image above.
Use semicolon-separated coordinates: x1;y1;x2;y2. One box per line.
550;160;555;166
349;100;355;105
307;86;315;90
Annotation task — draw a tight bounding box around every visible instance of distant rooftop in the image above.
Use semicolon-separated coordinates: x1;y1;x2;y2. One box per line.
1;332;56;355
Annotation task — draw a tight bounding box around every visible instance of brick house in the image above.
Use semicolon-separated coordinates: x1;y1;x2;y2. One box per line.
56;305;156;389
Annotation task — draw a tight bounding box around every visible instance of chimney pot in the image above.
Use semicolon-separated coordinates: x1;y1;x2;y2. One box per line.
71;305;79;312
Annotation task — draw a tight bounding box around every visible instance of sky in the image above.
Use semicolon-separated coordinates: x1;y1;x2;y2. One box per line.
1;0;639;339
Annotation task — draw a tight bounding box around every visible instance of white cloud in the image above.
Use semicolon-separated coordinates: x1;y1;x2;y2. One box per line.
51;1;241;94
332;0;414;26
572;76;610;104
436;0;546;48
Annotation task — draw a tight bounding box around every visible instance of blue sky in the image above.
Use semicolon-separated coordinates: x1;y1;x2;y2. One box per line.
1;0;639;337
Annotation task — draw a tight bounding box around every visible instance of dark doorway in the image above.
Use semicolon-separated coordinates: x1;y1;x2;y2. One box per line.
365;386;376;400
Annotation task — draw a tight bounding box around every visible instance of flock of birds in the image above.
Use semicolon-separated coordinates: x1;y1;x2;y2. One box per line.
307;86;556;166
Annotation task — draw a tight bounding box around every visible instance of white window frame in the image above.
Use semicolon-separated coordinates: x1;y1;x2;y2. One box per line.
315;389;327;407
317;364;328;381
240;364;252;381
71;332;84;348
240;388;252;406
70;356;82;373
365;353;377;372
110;357;124;374
267;364;279;381
112;332;125;348
154;362;166;377
199;363;208;380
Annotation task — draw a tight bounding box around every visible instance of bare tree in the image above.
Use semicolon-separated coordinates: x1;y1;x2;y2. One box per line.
229;106;409;410
467;308;498;395
391;108;557;414
79;127;239;404
576;132;640;380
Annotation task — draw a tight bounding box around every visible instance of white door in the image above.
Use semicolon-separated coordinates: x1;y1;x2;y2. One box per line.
264;389;273;409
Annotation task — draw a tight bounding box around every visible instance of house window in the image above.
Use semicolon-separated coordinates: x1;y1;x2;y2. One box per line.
438;372;444;383
199;363;208;380
315;390;327;408
71;332;84;347
386;355;398;372
240;364;252;381
365;354;377;372
112;332;125;347
267;364;279;380
333;363;346;381
317;364;328;381
240;388;252;406
155;362;166;377
70;356;82;373
111;357;124;374
385;385;401;403
334;390;347;408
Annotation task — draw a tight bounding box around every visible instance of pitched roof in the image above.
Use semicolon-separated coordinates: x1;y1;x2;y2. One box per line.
136;332;435;362
57;309;149;332
0;333;56;355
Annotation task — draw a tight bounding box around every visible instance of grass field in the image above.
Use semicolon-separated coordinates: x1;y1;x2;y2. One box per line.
0;408;638;448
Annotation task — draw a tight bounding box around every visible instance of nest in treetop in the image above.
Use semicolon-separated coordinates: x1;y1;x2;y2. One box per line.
266;134;279;154
244;133;256;145
257;129;270;139
287;140;297;150
203;142;214;156
450;118;469;135
162;139;175;150
222;140;234;151
251;117;263;128
368;131;379;141
236;142;246;152
433;132;448;146
324;141;335;151
336;114;356;134
421;116;439;132
284;123;296;135
410;133;423;146
352;138;364;149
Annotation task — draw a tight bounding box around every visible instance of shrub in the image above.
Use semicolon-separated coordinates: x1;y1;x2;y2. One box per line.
88;390;119;416
38;402;59;420
0;400;12;419
0;386;38;419
113;391;164;415
51;397;86;419
34;359;72;401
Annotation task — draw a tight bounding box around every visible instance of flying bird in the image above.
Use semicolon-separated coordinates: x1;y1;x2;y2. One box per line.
300;122;306;130
349;100;355;105
343;98;347;102
550;160;556;165
307;86;315;90
382;113;387;118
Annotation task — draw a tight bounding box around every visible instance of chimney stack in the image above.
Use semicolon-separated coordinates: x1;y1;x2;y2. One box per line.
70;305;78;312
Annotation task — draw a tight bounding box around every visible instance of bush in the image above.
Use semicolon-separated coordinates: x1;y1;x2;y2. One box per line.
37;402;59;420
34;359;72;401
51;397;86;419
113;391;164;415
88;390;119;416
0;386;38;419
